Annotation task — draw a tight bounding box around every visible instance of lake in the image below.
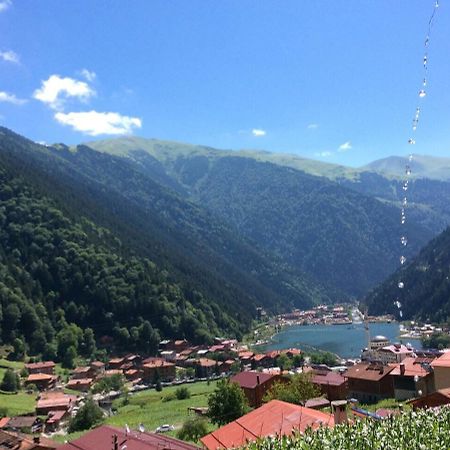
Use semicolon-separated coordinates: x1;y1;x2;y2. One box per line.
259;322;423;359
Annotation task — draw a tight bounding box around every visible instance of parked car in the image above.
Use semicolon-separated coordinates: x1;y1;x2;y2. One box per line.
156;424;175;433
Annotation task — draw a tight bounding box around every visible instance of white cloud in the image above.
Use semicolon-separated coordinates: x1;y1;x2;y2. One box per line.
80;69;96;82
0;91;27;105
307;123;319;129
0;50;19;64
33;74;95;110
314;151;332;158
0;0;11;13
338;141;352;152
54;110;142;136
252;128;266;137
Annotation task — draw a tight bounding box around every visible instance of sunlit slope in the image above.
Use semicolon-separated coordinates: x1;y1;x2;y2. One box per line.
87;137;434;297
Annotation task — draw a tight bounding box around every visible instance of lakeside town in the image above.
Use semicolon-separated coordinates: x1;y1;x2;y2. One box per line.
2;305;450;449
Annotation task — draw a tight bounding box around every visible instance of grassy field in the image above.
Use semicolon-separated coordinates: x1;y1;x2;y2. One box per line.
107;381;217;433
0;358;24;379
54;380;219;444
0;391;37;416
0;358;35;416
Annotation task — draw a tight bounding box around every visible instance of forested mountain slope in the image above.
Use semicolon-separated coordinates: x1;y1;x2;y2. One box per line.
0;127;333;357
88;137;434;297
365;225;450;323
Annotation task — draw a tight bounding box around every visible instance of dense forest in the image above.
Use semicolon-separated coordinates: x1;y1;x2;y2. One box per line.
365;225;450;323
0;166;234;363
0;127;335;362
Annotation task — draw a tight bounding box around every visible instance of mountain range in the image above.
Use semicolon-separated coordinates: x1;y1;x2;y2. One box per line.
0;126;449;356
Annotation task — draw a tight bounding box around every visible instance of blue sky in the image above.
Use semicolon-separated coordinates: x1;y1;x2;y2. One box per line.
1;0;449;167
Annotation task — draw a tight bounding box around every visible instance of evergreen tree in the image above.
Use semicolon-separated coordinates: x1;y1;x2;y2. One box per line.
0;369;19;392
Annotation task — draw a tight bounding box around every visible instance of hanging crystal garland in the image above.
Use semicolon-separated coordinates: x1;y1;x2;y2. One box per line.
395;0;440;320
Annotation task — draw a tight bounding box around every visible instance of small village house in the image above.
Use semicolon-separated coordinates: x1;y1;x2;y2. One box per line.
311;369;348;401
430;351;450;390
25;361;56;375
142;358;176;382
231;371;283;407
344;363;395;403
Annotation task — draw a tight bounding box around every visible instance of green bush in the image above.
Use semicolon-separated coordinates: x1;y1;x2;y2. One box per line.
175;386;191;400
177;417;208;442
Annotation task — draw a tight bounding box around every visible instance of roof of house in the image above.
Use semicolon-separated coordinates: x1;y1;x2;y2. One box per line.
72;366;91;374
312;370;346;386
25;361;55;370
46;410;67;424
26;373;54;382
0;429;60;449
390;357;431;377
304;397;331;409
4;416;39;429
431;351;450;368
59;425;198;450
143;359;175;369
231;371;277;389
109;357;125;364
0;417;10;428
37;393;77;410
238;351;254;359
197;358;217;368
380;344;414;354
90;361;105;368
200;400;334;450
66;378;94;387
408;388;450;409
344;363;394;381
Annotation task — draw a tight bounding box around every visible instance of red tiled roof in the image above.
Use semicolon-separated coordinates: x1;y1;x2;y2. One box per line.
66;378;94;387
238;351;254;359
0;417;10;428
0;429;60;449
47;410;67;424
200;400;334;449
90;361;105;368
143;359;175;369
25;361;55;370
73;366;91;374
312;370;346;386
390;357;431;377
431;351;450;368
59;425;199;450
231;371;276;389
344;363;394;381
26;373;54;382
197;358;217;368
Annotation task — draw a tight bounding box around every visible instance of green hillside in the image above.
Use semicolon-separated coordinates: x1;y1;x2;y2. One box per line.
87;137;434;297
364;225;450;323
0;127;336;357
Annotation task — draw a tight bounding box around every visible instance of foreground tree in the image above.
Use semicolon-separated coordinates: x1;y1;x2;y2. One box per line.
207;379;248;426
264;373;320;405
68;398;104;432
0;369;19;392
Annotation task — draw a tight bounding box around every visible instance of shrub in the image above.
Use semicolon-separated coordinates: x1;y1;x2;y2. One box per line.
175;386;191;400
177;417;208;442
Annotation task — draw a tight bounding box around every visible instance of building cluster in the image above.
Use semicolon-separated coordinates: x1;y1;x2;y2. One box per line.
4;332;450;450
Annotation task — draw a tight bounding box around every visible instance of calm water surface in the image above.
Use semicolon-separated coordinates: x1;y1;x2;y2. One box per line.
260;322;422;359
